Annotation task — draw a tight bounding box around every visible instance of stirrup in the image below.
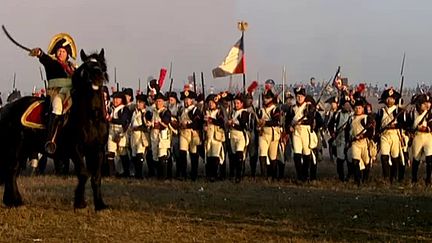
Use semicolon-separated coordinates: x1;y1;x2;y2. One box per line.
45;141;57;154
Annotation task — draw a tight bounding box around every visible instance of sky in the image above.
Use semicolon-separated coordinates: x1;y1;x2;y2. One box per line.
1;0;432;95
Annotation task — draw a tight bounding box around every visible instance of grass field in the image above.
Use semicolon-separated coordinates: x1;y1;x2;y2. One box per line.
1;160;432;242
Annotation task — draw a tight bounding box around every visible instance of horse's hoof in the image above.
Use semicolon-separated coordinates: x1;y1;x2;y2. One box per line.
95;203;110;211
74;200;87;209
4;198;23;208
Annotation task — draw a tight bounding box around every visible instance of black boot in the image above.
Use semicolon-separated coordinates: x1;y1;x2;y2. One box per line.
45;114;62;155
219;161;226;181
362;164;370;183
167;156;173;180
412;160;420;183
134;153;144;179
353;159;361;186
259;156;267;177
381;155;390;180
104;152;116;177
190;153;199;181
146;150;156;178
235;152;243;183
270;160;278;180
398;162;406;183
310;161;317;181
426;156;432;186
293;153;302;181
179;151;188;180
277;160;285;180
250;155;258;178
158;156;168;180
120;155;130;177
346;161;354;181
336;158;345;181
302;155;311;182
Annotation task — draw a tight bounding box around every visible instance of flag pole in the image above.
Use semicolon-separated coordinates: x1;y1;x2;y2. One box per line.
238;21;248;94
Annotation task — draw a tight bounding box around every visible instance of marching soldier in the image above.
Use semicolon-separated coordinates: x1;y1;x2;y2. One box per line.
285;87;315;182
29;33;77;154
345;98;375;186
204;94;225;182
324;96;339;162
227;93;250;183
407;94;432;185
307;95;324;181
148;92;172;180
121;87;134;177
106;91;132;177
328;96;353;181
375;88;406;183
257;89;282;180
244;92;259;178
219;91;234;180
166;91;181;178
178;90;203;181
130;94;150;179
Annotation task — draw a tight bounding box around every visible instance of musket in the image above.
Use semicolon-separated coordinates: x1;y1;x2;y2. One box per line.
2;25;31;52
138;78;141;93
168;61;173;81
201;72;205;98
114;67;119;91
399;52;405;103
282;66;286;104
315;75;333;106
12;72;16;90
192;72;197;93
168;78;174;94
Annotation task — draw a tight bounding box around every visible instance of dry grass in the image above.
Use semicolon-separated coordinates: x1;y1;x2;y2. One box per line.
1;160;432;242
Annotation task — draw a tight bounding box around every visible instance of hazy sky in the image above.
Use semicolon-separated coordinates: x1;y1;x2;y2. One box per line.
1;0;432;94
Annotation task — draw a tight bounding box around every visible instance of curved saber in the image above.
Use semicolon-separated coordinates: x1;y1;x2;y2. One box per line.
2;25;31;52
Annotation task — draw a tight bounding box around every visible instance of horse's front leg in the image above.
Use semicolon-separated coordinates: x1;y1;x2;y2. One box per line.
87;148;108;211
71;148;89;209
3;158;23;207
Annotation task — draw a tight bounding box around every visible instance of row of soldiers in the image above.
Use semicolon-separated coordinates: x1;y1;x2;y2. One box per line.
325;88;432;185
103;80;432;185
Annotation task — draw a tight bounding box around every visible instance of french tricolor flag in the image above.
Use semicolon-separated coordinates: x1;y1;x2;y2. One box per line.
212;36;245;78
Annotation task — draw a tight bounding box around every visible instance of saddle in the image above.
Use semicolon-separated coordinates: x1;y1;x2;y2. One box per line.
21;96;72;129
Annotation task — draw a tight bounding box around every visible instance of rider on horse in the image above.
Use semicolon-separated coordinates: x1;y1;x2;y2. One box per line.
29;33;77;154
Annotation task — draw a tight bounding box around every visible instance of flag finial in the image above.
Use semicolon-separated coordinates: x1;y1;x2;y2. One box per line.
237;21;248;32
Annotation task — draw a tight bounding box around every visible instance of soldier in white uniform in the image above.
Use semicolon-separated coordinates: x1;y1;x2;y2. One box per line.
227;93;250;183
107;91;132;177
166;91;181;179
149;92;172;179
407;94;432;184
375;88;406;183
204;94;225;182
285;87;315;181
257;89;282;180
178;90;203;181
328;96;352;181
130;94;150;179
345;98;375;186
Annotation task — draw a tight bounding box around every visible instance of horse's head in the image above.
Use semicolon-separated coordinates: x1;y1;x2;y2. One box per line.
75;49;108;91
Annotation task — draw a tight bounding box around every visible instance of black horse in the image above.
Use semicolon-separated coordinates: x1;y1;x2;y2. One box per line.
0;49;109;211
